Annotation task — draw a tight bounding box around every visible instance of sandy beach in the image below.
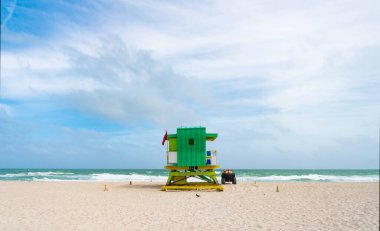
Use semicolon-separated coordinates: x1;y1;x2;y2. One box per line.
0;182;378;230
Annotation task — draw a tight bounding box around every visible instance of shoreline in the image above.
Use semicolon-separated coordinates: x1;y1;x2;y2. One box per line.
0;182;378;230
1;169;378;183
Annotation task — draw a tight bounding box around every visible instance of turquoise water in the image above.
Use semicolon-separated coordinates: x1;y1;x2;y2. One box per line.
0;169;378;182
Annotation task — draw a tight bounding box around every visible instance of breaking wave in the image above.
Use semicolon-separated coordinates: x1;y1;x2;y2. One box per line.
238;174;379;182
0;169;378;182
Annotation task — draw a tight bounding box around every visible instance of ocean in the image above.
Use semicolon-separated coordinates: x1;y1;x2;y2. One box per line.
0;169;378;182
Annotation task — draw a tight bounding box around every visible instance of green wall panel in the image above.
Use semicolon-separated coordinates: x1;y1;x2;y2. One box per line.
177;127;206;167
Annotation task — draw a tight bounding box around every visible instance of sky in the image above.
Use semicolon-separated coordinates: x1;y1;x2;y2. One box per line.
1;0;379;169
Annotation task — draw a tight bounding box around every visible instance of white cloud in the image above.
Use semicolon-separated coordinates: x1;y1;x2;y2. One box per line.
1;0;379;168
2;35;211;127
98;0;380;81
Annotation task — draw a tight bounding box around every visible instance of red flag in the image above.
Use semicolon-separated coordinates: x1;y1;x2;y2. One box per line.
162;130;168;145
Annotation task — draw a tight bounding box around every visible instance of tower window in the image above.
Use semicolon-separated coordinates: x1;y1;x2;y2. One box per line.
188;138;194;145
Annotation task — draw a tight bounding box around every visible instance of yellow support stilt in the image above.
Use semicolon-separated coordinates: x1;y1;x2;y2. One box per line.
162;184;224;191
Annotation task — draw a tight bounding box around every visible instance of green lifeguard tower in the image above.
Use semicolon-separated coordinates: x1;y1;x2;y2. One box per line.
161;127;223;191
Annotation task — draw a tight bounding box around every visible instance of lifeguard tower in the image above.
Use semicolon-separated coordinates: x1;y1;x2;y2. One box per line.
161;127;223;191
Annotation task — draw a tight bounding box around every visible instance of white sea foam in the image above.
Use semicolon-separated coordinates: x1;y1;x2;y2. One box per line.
0;172;74;177
0;173;25;177
89;173;167;182
27;172;74;176
32;177;70;182
237;174;379;182
1;171;378;182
